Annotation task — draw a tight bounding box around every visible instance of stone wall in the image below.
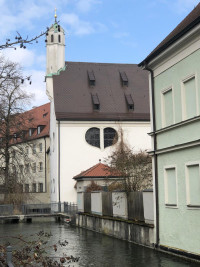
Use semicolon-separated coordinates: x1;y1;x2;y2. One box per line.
76;213;154;247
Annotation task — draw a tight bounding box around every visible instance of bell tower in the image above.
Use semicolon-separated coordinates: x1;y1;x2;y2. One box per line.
46;9;65;75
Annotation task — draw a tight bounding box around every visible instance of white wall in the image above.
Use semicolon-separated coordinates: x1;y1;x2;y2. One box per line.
58;121;151;203
49;102;59;203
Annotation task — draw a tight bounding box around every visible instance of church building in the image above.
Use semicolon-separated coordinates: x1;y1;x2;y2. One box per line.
46;13;151;203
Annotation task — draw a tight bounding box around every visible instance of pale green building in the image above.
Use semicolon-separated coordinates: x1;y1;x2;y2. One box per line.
139;4;200;260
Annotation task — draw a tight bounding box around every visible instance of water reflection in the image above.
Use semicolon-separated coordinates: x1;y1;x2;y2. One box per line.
0;219;198;267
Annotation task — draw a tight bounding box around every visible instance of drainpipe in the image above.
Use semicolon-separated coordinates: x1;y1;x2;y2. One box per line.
58;120;61;212
144;62;159;247
44;137;47;193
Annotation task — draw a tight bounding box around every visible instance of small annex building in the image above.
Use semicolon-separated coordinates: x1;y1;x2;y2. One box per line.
46;15;151;203
73;161;122;193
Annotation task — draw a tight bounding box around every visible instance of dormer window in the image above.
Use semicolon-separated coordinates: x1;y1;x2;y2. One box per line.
125;94;134;110
13;133;17;141
37;126;41;135
37;125;44;135
43;112;48;118
91;94;100;110
88;70;95;86
29;128;34;137
120;71;128;86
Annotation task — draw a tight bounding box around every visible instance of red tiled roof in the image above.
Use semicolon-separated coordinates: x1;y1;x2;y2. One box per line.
139;3;200;66
73;162;122;179
4;103;50;144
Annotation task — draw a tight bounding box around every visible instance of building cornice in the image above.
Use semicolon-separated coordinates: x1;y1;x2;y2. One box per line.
148;139;200;155
148;115;200;136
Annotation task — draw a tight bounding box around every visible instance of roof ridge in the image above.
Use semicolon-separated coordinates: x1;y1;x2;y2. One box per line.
65;61;137;66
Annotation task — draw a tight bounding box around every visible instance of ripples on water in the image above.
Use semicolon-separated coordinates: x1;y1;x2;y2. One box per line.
0;218;198;267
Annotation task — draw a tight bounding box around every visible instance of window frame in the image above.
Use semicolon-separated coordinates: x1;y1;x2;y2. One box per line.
185;161;200;208
161;86;175;128
39;162;43;172
164;165;178;208
25;184;29;193
181;73;199;121
38;183;43;193
32;162;36;173
39;143;42;152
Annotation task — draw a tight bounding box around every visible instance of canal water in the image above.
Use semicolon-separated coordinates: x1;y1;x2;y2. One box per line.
0;218;199;267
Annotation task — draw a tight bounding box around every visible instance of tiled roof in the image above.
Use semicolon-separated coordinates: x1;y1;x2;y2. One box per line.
53;62;150;121
73;162;122;179
8;103;50;143
139;3;200;66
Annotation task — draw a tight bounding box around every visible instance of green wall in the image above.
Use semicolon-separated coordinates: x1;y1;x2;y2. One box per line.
158;146;200;254
154;49;200;131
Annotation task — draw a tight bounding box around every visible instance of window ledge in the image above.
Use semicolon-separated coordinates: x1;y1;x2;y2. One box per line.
187;204;200;209
165;204;178;209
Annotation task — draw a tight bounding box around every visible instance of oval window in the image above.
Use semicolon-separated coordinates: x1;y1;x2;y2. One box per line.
85;127;100;148
104;127;118;148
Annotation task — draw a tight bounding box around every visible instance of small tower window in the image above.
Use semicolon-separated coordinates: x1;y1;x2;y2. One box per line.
58;34;61;43
51;34;54;42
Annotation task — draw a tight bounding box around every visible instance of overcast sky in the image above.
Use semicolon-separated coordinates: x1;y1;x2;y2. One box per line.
0;0;199;107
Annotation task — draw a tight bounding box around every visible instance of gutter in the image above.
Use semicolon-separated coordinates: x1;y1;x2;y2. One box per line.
143;62;159;247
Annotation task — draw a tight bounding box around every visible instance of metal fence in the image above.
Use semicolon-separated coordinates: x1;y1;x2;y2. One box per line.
64;202;78;215
0;202;77;216
0;204;14;216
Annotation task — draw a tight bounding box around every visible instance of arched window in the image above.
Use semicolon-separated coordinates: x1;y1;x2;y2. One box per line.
51;34;54;42
104;128;117;148
85;127;100;148
58;34;61;43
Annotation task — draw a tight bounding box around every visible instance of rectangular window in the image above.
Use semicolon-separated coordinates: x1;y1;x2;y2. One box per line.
33;144;36;154
19;165;23;173
164;167;177;206
39;162;43;172
186;163;200;206
39;183;43;193
25;164;29;173
182;76;197;120
32;183;36;193
39;143;42;152
33;163;36;173
25;184;29;193
162;88;174;127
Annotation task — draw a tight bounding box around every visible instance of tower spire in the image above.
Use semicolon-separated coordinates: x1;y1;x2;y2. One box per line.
54;7;57;23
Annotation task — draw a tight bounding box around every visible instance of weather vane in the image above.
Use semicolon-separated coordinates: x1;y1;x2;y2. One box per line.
54;7;57;22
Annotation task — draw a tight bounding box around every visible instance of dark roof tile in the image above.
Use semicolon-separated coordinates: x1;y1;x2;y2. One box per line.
53;62;150;121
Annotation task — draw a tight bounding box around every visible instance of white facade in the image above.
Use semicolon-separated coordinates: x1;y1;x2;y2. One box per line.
50;120;150;203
